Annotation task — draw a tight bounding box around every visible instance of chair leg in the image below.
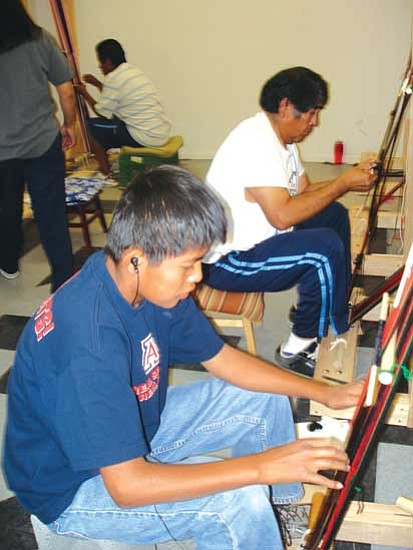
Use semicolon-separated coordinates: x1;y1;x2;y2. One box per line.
243;318;257;355
94;195;108;233
78;207;92;248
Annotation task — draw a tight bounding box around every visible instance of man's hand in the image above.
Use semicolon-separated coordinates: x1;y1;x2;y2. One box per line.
257;438;349;490
75;83;87;96
340;159;378;193
83;74;102;90
61;125;76;150
321;378;364;410
56;81;76;149
75;83;98;112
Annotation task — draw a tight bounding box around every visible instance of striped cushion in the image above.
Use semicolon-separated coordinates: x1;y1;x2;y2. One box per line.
193;284;264;324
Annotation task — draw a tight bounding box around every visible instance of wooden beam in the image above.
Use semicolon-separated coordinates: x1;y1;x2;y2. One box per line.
291;488;413;549
377;209;402;229
362;253;404;276
336;501;413;547
349;208;369;256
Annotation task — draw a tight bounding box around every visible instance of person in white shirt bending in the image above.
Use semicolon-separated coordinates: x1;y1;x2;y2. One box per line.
79;39;171;180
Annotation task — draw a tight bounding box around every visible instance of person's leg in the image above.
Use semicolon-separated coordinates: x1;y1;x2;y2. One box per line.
150;378;302;504
297;201;351;296
0;158;25;275
26;134;73;292
48;379;296;548
48;474;281;549
203;227;349;338
87;117;143;175
88;133;111;175
87;118;118;175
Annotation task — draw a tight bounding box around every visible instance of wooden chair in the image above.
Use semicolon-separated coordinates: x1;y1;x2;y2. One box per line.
66;190;108;248
193;284;265;355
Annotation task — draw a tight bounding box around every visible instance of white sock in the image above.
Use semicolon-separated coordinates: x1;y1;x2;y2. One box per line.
281;333;317;356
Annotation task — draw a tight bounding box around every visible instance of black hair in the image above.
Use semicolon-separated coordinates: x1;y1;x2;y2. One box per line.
105;165;227;263
96;39;126;67
0;0;42;54
260;67;328;114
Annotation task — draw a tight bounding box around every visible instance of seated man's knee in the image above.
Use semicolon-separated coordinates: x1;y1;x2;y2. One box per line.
316;228;345;256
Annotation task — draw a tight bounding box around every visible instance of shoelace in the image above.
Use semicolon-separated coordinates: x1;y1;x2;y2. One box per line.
276;505;310;546
305;348;319;361
301;343;320;362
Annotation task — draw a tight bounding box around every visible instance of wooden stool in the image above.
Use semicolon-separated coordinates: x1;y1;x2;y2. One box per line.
119;135;184;188
31;514;194;549
66;191;108;248
193;284;265;355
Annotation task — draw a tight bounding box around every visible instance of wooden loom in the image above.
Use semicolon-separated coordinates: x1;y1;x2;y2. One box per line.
302;246;413;549
48;0;91;156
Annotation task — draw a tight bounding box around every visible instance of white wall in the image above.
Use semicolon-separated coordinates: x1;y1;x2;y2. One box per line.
31;0;412;163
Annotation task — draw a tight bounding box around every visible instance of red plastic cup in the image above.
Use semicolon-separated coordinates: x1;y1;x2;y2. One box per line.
334;141;344;164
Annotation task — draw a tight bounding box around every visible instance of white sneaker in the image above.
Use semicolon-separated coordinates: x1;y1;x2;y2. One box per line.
0;268;20;279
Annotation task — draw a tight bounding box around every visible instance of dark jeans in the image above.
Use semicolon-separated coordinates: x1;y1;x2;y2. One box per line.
87;117;143;150
0;134;73;291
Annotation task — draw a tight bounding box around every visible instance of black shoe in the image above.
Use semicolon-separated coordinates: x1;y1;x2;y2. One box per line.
272;503;310;546
0;267;19;280
274;341;319;377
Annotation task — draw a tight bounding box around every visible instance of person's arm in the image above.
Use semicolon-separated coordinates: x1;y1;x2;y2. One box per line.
100;344;360;509
246;160;378;230
55;80;76;150
76;83;101;116
101;438;349;508
79;73;119;120
204;343;363;410
300;159;378;193
83;73;103;91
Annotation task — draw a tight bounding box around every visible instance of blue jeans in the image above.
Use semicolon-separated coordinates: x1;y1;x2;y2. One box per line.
47;378;302;549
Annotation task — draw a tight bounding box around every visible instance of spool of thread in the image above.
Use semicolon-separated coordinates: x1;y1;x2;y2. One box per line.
334;141;344;164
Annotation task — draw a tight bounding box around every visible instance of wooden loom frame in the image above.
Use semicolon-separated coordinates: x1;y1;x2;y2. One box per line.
303;246;413;549
48;0;91;155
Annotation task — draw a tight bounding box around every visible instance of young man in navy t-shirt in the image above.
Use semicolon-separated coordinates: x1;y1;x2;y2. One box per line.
4;166;363;549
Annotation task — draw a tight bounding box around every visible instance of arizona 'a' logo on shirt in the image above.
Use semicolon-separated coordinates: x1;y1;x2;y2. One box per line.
133;334;161;402
34;297;55;342
141;333;160;374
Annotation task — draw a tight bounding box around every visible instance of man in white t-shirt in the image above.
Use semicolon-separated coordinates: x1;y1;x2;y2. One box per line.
79;39;171;180
203;67;378;376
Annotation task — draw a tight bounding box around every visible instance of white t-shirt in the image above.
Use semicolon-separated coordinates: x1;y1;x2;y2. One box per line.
204;111;304;263
95;63;171;147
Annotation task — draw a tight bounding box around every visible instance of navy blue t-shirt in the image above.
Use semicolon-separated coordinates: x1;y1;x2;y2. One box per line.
3;252;223;524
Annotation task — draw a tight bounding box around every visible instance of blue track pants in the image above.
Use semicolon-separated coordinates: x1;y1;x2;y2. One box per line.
202;202;351;338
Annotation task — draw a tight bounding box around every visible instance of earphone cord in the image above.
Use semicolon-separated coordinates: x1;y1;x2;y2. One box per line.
131;269;140;306
131;261;185;547
153;503;186;549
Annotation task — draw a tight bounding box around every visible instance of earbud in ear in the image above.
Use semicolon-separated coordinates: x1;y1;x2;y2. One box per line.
130;257;139;273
